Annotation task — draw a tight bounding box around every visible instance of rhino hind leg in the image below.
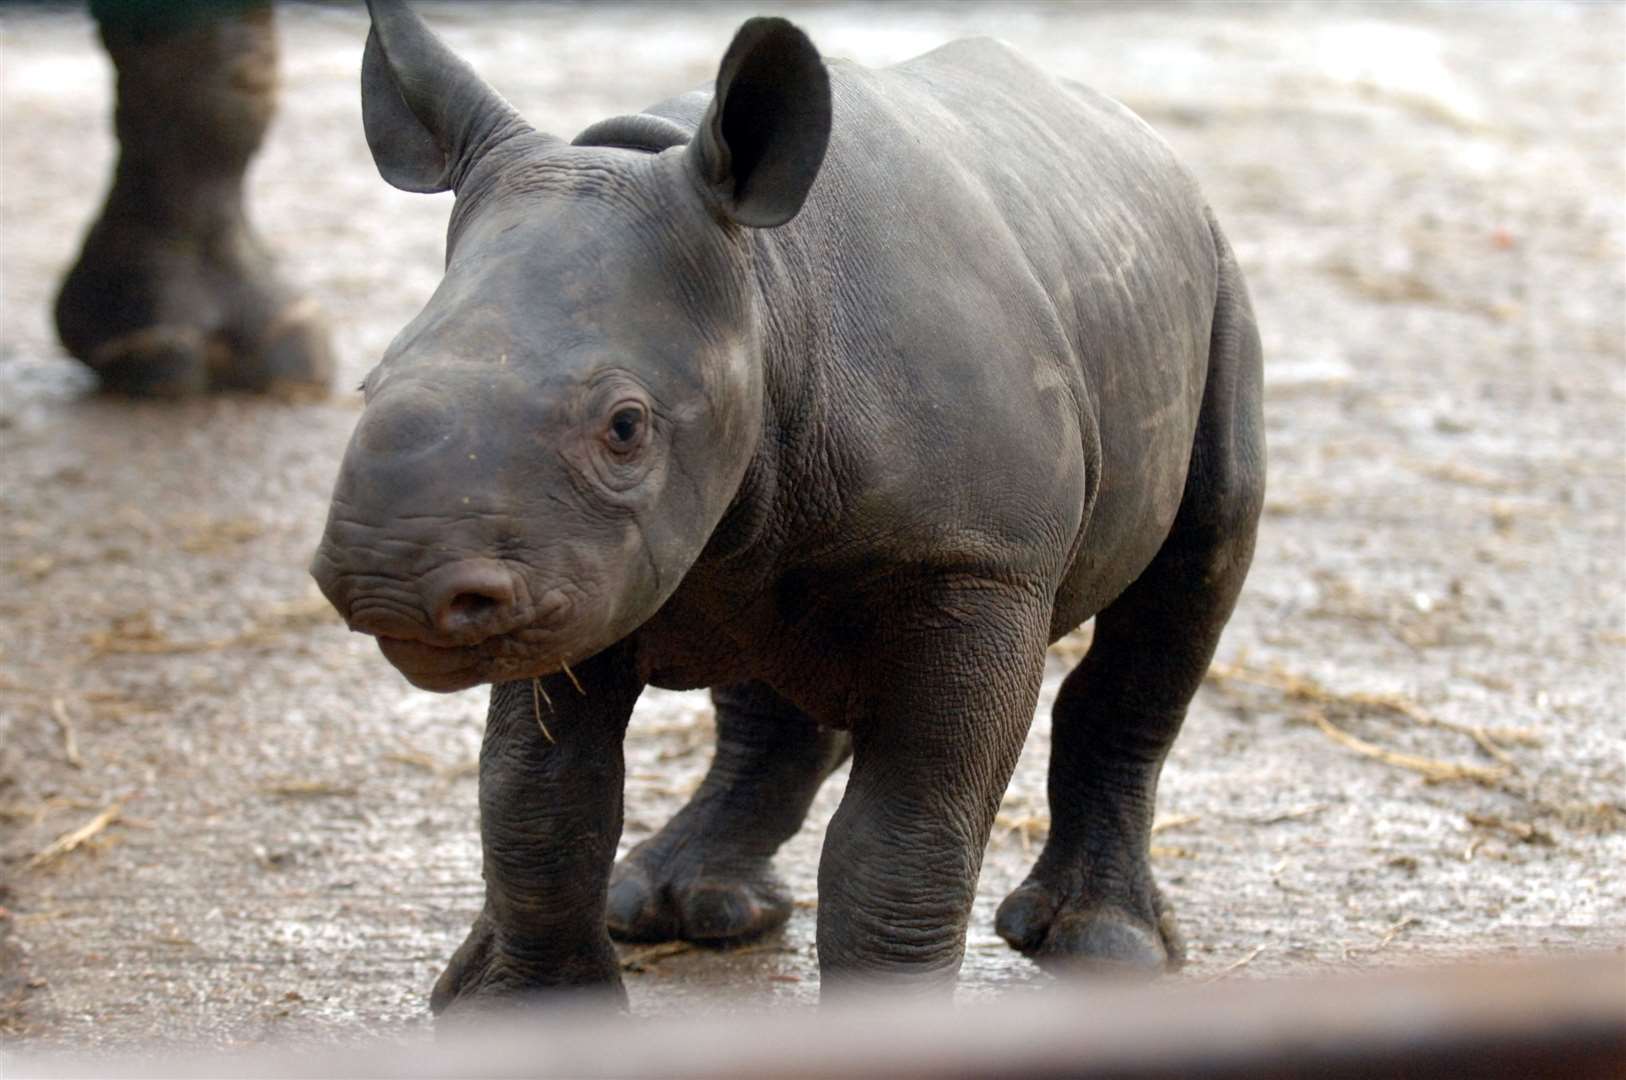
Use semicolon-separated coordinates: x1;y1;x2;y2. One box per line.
55;1;331;398
607;682;849;945
997;226;1265;975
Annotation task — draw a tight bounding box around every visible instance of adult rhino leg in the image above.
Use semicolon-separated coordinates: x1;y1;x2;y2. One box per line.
996;230;1265;975
432;647;642;1017
608;682;850;945
55;0;331;397
818;583;1049;994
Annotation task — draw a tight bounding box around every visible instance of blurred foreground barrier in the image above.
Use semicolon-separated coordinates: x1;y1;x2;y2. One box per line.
10;953;1624;1078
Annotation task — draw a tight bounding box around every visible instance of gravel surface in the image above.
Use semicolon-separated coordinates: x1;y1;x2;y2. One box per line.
1;0;1622;1052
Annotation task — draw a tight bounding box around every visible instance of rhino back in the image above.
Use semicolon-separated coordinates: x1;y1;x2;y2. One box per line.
755;39;1219;594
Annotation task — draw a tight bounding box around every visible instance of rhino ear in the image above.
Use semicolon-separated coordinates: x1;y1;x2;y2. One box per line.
687;18;831;228
361;0;534;194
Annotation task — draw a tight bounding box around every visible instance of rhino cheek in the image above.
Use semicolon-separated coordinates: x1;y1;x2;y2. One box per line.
598;515;682;640
497;526;658;668
699;340;761;482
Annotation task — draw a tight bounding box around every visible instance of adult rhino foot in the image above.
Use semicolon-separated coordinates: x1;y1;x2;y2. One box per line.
61;2;333;399
607;841;791;945
54;226;333;399
995;876;1184;977
431;910;626;1019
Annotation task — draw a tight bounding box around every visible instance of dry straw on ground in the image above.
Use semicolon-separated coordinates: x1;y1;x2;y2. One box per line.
260;781;358;799
1342;915;1421;962
27;803;121;870
83;595;337;658
383;748;477;780
1204;944;1267;982
1204;661;1534;787
1307;710;1507;785
48;696;82;769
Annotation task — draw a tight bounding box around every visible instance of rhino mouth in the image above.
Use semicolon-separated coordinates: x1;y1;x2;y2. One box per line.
373;628;578;693
331;571;585;692
375;636;487;690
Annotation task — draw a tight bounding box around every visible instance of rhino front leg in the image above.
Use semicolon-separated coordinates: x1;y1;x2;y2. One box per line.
609;682;850;945
432;647;643;1017
817;584;1048;993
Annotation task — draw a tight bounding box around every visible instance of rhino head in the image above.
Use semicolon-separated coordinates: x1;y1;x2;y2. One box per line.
311;1;830;691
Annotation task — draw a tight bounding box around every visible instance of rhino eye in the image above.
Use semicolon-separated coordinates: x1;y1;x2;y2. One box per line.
605;403;647;453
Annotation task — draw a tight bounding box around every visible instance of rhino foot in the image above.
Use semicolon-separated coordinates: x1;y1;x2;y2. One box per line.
431;909;626;1018
55;223;333;400
607;845;792;946
994;877;1183;977
58;1;332;399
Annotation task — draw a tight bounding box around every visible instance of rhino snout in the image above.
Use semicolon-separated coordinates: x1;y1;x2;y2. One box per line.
354;382;457;458
322;557;534;648
422;559;526;641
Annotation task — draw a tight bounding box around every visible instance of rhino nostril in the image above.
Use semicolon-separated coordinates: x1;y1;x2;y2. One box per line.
445;591;501;626
427;561;520;638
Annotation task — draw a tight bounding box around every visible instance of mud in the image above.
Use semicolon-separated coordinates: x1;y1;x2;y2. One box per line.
1;0;1622;1052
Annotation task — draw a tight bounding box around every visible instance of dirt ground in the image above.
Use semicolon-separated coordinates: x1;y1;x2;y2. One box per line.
1;0;1622;1055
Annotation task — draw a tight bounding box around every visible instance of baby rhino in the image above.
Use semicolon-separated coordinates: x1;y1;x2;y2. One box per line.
313;0;1263;1013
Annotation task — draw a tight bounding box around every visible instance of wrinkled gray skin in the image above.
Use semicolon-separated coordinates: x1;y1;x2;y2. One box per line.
312;0;1264;1014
